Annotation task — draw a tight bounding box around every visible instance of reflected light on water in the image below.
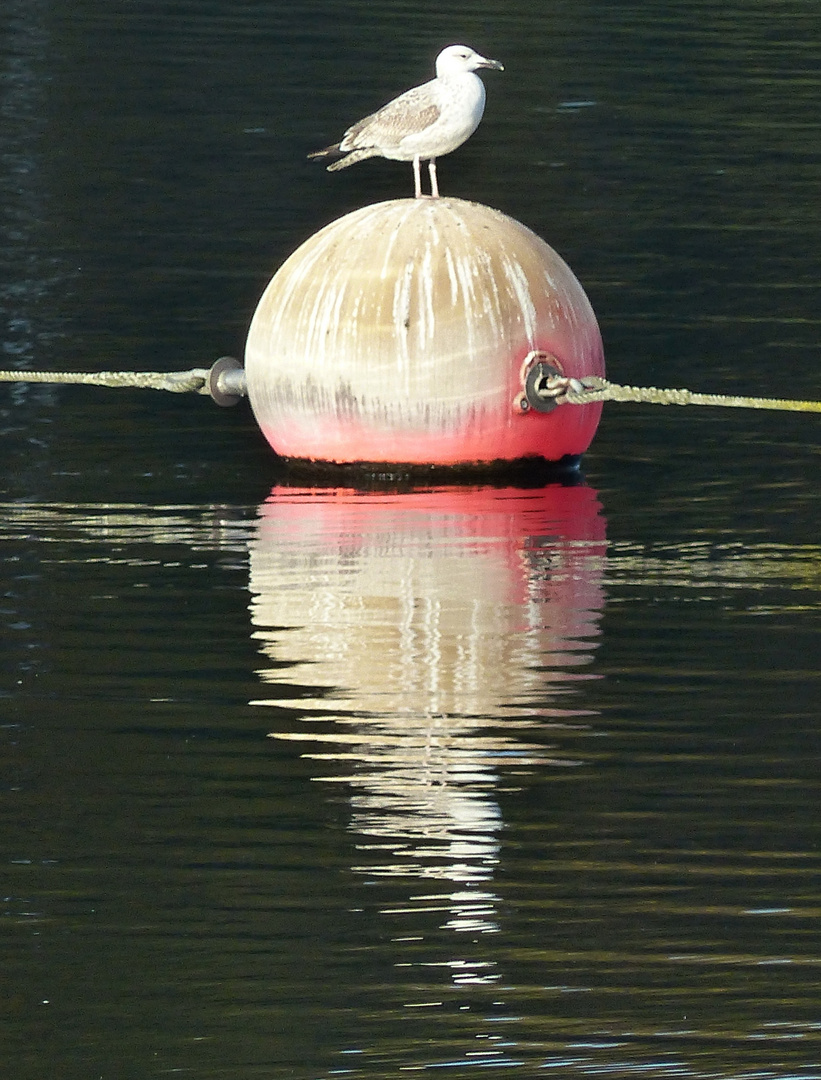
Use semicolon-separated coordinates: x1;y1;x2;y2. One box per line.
248;484;608;906
0;494;819;1073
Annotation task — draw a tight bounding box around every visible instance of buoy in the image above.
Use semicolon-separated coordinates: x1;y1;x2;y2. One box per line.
245;197;604;467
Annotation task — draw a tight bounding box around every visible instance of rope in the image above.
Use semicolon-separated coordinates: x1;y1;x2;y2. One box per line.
536;373;821;414
2;362;819;413
0;368;211;394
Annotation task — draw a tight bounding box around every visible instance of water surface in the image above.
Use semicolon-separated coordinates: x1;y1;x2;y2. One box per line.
1;1;819;1077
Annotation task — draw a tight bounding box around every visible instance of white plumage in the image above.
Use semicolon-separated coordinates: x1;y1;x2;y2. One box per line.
309;44;504;198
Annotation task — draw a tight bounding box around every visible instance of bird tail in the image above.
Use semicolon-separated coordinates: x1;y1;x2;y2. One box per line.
326;148;379;172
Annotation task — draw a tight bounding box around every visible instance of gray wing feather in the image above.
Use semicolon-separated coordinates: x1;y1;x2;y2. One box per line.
340;84;441;151
307;142;341;160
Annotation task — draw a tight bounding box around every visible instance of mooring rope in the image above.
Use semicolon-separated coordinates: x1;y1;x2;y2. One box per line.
560;375;821;413
1;363;819;413
0;368;211;394
517;350;821;414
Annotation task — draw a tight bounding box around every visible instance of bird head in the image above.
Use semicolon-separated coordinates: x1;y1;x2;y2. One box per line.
435;45;504;78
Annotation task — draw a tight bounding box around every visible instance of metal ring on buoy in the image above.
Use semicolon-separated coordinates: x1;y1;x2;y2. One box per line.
207;356;246;407
523;355;564;414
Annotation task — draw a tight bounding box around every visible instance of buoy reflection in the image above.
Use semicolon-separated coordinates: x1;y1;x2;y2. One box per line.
248;484;607;906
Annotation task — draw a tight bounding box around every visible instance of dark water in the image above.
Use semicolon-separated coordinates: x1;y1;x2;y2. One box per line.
1;1;820;1077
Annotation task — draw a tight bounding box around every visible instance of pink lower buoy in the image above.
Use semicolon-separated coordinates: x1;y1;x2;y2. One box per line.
245;197;604;467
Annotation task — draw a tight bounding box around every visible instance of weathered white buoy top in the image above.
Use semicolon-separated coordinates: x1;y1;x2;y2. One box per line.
308;44;504;198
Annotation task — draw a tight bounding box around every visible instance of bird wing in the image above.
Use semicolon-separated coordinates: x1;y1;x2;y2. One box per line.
340;83;441;152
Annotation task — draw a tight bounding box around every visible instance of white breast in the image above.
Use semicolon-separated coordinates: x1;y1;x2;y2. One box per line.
394;73;487;160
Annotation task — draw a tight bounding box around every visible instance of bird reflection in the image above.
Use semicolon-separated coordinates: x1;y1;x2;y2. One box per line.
248;484;606;918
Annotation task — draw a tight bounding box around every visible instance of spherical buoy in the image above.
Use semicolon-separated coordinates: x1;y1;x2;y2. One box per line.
245;197;604;467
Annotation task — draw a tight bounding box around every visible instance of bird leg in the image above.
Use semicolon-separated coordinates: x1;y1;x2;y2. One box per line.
413;157;422;199
428;160;439;198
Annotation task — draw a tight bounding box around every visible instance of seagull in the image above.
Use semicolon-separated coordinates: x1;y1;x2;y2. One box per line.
308;44;504;198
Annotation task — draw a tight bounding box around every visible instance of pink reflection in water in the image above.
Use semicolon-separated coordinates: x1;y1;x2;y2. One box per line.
248;484;606;895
